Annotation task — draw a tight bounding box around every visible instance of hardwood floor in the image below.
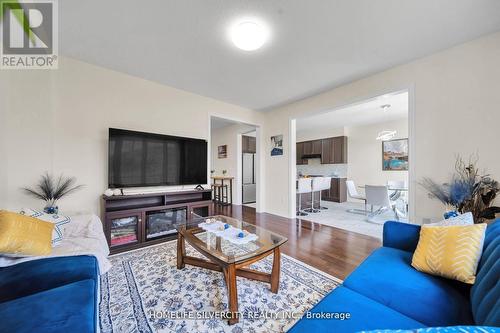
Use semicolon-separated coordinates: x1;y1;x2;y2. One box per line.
213;204;381;280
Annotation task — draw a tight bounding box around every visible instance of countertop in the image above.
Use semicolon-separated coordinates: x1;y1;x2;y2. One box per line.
297;175;346;179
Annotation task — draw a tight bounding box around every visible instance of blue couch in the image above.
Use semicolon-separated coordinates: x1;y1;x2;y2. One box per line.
0;255;99;333
289;220;500;332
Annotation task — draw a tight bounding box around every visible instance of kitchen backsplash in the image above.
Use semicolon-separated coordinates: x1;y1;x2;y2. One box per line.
297;158;348;178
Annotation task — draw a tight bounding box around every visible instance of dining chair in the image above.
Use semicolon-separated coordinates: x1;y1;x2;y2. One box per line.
365;185;399;222
297;178;312;216
346;180;367;213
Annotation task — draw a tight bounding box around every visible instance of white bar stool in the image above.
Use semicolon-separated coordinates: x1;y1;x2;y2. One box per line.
297;178;312;216
319;177;331;210
305;177;322;213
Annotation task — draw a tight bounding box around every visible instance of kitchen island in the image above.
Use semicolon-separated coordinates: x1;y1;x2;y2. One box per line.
296;176;347;211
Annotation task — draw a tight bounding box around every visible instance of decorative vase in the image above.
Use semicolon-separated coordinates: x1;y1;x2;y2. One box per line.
44;205;59;215
443;210;458;219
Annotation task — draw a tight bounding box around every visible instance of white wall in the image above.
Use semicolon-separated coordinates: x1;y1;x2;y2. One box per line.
211;124;253;177
263;31;500;221
0;57;264;215
346;119;409;198
296;127;346;142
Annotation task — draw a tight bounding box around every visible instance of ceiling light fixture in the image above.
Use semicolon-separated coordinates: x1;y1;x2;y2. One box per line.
376;130;397;141
380;104;391;111
230;19;269;51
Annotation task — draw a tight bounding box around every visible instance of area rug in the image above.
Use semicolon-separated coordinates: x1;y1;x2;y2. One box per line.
99;239;341;333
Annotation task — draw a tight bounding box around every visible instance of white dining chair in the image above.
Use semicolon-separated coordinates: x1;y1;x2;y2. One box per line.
346;180;367;213
297;178;312;216
305;177;322;213
365;185;399;222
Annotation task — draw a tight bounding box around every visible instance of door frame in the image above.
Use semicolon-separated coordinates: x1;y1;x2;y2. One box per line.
208;114;263;212
288;85;416;223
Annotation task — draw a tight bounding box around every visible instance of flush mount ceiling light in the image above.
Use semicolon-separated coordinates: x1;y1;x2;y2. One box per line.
376;130;397;141
380;104;391;111
230;20;269;51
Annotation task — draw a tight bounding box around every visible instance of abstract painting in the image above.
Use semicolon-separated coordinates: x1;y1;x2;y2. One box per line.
382;139;408;171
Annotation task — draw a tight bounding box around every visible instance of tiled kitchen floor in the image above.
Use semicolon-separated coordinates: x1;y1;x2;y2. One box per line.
297;201;409;239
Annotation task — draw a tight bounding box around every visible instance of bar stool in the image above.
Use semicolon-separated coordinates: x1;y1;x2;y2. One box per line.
305;177;322;213
319;177;331;210
211;184;228;206
297;178;312;216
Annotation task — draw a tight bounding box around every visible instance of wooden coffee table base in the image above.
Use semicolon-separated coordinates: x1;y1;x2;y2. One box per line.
176;232;281;325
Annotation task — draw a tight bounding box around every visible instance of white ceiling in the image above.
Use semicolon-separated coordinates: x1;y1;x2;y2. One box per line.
296;91;408;132
60;1;500;111
210;116;257;133
211;117;239;130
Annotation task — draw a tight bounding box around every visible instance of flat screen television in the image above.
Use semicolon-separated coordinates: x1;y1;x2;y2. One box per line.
108;128;207;188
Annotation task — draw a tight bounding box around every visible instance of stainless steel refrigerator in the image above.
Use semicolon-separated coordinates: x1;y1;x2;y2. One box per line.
242;153;256;203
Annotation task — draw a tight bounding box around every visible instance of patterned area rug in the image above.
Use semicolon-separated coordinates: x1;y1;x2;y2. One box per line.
100;239;341;333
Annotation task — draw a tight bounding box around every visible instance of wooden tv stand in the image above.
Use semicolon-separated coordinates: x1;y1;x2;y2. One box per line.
102;189;212;254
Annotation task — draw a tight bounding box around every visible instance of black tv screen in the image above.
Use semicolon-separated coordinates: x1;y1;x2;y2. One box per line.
108;128;207;188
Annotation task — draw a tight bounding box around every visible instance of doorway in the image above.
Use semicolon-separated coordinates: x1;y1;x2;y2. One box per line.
290;89;413;239
210;116;260;211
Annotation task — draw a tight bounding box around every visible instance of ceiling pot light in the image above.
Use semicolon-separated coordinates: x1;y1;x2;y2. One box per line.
230;20;269;51
380;104;391;111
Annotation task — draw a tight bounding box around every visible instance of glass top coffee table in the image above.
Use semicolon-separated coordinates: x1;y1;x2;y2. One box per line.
176;215;288;325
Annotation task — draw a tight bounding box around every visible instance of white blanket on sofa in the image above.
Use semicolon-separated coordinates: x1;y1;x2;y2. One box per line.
0;214;112;274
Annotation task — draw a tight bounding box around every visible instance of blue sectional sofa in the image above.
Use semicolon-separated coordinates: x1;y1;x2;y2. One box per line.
289;220;500;332
0;255;99;333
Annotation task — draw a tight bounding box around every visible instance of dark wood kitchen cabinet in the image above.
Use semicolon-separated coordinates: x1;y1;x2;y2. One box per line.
321;136;348;164
296;142;307;165
242;135;256;153
302;140;322;155
321;178;347;203
298;136;346;165
333;136;348;163
302;141;311;155
321;138;332;164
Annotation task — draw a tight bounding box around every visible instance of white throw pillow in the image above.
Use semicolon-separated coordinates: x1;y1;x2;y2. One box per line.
427;212;474;226
19;208;71;246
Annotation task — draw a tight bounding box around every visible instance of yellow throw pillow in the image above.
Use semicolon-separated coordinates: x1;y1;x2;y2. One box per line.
411;223;487;284
0;210;54;256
